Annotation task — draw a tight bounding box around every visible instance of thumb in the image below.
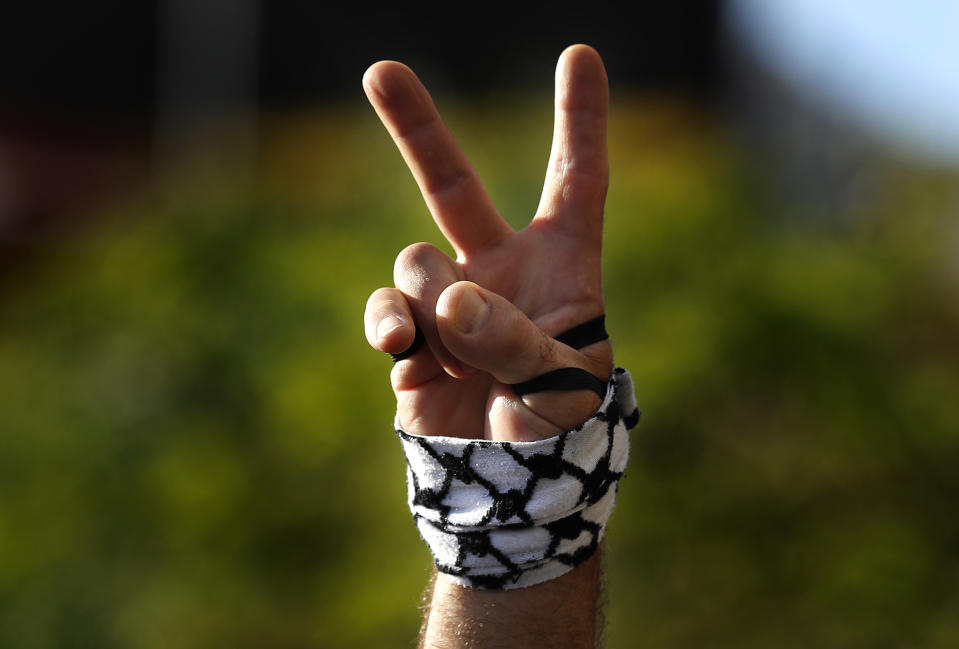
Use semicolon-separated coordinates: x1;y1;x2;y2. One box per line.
435;281;610;434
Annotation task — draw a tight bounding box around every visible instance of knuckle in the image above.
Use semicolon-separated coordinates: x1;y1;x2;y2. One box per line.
537;333;557;363
367;286;393;306
395;242;441;269
393;242;460;295
393;242;443;285
365;287;397;318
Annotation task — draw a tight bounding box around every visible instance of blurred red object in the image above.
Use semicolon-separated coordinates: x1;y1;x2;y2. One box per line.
0;114;147;247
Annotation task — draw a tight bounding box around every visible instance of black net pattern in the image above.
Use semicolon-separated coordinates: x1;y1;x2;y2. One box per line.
396;368;640;589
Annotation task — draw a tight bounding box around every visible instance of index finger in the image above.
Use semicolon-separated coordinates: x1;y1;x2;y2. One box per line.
363;61;513;259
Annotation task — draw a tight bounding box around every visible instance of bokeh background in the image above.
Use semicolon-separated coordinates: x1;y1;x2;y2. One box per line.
1;2;958;648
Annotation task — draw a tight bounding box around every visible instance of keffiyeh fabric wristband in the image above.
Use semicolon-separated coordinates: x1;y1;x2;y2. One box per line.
395;367;639;589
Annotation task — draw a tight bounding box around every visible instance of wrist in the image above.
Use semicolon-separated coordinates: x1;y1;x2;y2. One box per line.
422;549;603;649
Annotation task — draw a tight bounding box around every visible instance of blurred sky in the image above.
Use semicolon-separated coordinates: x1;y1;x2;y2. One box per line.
728;0;959;164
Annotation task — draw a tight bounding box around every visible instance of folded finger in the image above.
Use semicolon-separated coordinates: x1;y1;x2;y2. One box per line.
364;287;417;354
393;242;470;377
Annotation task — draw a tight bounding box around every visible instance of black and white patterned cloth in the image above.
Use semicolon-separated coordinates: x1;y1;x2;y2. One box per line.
395;368;639;589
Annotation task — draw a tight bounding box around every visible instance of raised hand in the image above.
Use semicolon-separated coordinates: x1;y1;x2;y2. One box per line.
363;45;613;443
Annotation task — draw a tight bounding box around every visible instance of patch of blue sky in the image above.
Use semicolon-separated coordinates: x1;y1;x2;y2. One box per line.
727;0;959;164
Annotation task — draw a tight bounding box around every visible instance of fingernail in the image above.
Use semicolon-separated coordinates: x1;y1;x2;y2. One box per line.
376;314;405;341
454;286;490;334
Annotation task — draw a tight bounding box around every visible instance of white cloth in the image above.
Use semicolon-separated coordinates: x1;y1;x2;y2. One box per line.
396;368;639;589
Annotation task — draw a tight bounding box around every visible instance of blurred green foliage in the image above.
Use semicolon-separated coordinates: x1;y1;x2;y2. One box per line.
1;97;957;648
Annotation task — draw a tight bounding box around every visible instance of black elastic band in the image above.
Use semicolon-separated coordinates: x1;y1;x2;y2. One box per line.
390;327;425;363
508;315;610;398
554;315;608;350
510;367;607;399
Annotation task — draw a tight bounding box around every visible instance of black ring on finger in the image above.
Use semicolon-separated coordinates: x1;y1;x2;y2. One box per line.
389;326;426;363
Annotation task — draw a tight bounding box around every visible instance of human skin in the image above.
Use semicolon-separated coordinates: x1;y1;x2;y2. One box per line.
362;44;614;649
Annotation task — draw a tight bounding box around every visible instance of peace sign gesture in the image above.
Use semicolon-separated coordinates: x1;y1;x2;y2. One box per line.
363;45;614;442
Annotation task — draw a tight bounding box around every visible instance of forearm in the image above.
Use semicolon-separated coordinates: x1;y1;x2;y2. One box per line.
420;549;602;649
